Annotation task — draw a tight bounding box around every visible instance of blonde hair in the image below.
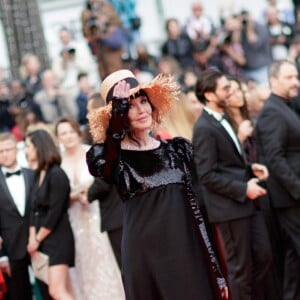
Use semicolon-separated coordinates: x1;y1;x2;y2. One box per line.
0;132;17;143
156;93;195;141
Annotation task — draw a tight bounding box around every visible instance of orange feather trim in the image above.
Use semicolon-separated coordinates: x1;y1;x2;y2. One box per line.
88;74;180;143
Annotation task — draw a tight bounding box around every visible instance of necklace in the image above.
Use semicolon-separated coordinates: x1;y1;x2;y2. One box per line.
122;138;159;151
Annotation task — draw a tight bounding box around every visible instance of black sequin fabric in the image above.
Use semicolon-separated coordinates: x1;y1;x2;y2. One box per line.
86;137;227;293
118;140;186;200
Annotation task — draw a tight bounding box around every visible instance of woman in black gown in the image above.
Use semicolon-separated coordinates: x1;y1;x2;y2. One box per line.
25;129;75;300
86;70;228;300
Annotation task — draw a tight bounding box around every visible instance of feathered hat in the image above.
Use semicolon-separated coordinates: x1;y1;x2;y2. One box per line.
88;69;180;143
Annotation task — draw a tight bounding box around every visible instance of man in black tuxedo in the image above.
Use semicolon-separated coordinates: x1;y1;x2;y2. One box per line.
192;68;272;300
256;59;300;300
0;133;35;300
88;178;123;268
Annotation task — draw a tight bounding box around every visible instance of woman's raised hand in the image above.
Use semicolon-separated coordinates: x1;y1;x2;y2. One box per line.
113;80;130;99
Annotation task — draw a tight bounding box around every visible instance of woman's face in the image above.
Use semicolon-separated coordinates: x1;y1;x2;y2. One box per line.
228;80;244;108
56;122;81;149
241;83;250;103
167;20;181;38
128;95;153;133
24;137;37;163
185;91;203;120
183;71;197;88
26;56;40;76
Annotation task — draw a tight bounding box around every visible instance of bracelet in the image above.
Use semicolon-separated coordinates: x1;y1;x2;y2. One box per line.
35;236;41;243
106;128;126;140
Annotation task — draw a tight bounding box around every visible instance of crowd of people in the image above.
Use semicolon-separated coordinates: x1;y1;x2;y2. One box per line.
0;0;300;299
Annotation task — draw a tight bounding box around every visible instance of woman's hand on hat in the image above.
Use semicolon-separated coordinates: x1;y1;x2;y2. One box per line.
107;80;131;140
113;80;130;99
111;80;131;116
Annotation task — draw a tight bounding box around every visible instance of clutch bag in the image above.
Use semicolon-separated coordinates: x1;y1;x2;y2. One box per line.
31;251;49;284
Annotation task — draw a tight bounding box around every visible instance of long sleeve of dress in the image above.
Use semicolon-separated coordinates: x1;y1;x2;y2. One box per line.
86;96;129;182
173;138;227;291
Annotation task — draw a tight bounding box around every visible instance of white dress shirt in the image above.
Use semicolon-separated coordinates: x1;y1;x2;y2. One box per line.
2;166;26;216
204;107;242;154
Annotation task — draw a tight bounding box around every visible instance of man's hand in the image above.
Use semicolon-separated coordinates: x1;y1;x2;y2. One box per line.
220;286;229;300
0;259;11;277
251;163;269;180
246;178;267;200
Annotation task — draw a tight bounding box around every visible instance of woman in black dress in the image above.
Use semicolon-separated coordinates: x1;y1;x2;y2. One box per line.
25;129;75;300
86;70;228;300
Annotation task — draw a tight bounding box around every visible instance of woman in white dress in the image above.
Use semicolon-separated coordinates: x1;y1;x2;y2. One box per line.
55;117;125;300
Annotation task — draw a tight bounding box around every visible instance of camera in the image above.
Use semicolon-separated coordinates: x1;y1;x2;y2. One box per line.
242;18;248;26
86;16;99;34
84;1;109;36
60;47;76;57
68;48;76;55
86;16;108;35
217;31;233;46
240;10;249;27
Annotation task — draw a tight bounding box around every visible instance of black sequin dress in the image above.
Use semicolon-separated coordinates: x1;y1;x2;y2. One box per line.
87;137;225;300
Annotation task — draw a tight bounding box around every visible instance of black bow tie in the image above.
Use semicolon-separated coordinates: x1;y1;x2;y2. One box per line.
219;113;227;122
6;170;21;178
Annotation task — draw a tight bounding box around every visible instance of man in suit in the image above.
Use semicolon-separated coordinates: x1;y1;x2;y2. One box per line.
192;68;272;300
256;59;300;300
88;178;123;268
0;132;35;300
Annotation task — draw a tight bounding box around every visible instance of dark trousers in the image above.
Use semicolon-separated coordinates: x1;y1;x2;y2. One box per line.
4;257;32;300
276;205;300;300
108;228;122;269
218;211;272;300
261;207;284;300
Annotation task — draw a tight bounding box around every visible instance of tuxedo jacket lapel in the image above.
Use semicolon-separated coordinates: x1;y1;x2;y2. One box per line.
0;171;16;206
204;111;245;163
0;169;27;217
22;168;33;217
